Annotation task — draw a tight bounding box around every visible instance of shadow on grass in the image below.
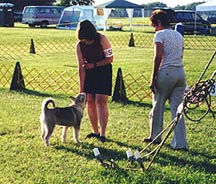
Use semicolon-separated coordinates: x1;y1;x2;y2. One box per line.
125;100;152;108
154;147;216;174
54;141;142;174
0;132;7;136
112;99;171;111
14;25;58;29
21;89;51;97
64;64;77;68
10;88;69;99
111;99;152;109
54;141;130;162
53;138;151;172
54;138;216;174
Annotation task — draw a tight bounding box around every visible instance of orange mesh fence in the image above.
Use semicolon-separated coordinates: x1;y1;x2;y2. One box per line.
1;64;215;107
1;34;216;60
0;64;152;102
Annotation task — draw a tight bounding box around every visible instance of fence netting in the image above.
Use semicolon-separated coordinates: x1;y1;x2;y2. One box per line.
0;32;216;104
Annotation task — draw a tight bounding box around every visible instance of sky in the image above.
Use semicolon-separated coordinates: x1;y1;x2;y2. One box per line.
94;0;210;8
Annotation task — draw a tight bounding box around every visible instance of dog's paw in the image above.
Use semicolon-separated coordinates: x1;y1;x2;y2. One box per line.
74;139;82;143
45;143;51;147
44;140;51;146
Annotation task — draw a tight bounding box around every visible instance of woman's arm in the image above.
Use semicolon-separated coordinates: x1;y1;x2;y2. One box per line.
150;42;163;93
98;34;113;66
83;34;114;70
75;42;86;93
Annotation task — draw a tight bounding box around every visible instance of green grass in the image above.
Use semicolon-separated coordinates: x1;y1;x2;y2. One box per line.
0;25;216;183
1;89;215;183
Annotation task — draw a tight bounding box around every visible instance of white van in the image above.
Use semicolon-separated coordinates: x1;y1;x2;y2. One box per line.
22;6;64;28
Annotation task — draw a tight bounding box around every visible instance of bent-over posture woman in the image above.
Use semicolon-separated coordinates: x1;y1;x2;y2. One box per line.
75;20;113;142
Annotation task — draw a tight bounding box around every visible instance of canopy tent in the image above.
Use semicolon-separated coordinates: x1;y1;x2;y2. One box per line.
57;6;95;30
96;0;144;31
196;0;216;27
196;0;216;12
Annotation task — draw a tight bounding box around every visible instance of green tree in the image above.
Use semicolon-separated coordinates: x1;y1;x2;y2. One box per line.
58;0;94;7
72;0;95;5
0;0;57;11
174;5;186;10
144;2;167;10
174;2;205;10
58;0;71;7
0;0;56;5
143;1;205;11
184;2;205;11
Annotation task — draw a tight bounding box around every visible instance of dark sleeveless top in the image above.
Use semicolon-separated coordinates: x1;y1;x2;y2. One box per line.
79;33;112;96
79;33;104;64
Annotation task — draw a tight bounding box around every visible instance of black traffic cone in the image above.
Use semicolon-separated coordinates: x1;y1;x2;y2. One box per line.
112;68;128;102
128;33;135;47
10;62;25;91
30;38;36;54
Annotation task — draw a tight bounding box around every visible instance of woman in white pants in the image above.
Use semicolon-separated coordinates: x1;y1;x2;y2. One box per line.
144;10;187;150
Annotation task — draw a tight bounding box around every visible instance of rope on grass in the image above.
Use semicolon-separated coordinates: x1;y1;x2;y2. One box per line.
183;49;216;122
183;74;215;122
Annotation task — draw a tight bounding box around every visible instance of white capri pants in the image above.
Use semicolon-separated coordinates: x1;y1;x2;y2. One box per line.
149;66;187;149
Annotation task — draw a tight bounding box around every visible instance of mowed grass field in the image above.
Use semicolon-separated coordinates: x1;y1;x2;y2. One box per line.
0;23;215;183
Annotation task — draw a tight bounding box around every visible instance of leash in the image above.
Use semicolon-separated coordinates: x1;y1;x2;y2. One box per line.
184;50;216;122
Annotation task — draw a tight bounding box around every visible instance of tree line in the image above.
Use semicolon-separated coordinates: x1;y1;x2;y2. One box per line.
0;0;204;12
143;1;205;11
0;0;95;11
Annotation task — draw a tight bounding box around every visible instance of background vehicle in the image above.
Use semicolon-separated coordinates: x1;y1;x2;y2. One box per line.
22;6;64;28
0;3;14;27
173;10;211;34
207;14;216;24
14;11;22;22
157;8;211;34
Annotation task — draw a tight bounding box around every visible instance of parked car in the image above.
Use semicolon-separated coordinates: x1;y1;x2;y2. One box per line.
14;11;22;22
207;14;216;24
155;8;211;34
174;10;211;34
22;6;64;28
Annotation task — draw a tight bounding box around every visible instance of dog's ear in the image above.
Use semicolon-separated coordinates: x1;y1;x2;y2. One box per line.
70;96;76;102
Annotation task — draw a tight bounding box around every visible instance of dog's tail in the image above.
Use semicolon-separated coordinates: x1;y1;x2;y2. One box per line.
41;98;55;112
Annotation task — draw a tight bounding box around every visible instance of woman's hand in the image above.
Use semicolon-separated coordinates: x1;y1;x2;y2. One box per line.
82;63;95;70
150;80;157;94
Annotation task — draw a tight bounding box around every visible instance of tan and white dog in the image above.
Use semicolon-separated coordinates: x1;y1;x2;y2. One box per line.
40;93;86;146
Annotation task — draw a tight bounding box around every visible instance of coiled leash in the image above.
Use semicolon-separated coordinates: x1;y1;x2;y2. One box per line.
93;51;216;171
184;50;216;121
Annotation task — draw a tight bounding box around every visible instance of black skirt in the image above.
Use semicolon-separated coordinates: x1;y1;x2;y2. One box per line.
84;64;112;96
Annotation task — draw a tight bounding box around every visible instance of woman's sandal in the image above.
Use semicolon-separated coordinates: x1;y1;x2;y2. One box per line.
85;133;100;139
99;136;106;143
